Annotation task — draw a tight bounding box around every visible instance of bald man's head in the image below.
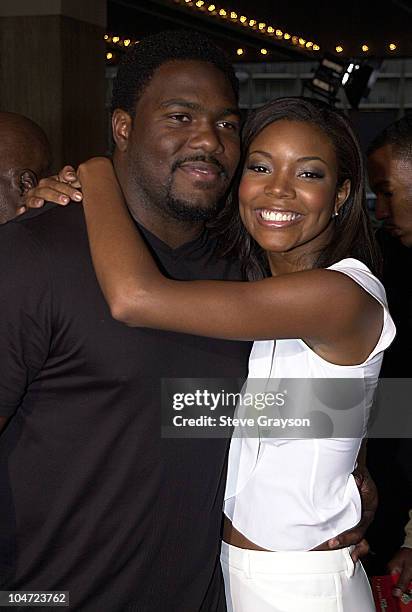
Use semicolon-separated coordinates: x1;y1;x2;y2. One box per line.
0;112;52;224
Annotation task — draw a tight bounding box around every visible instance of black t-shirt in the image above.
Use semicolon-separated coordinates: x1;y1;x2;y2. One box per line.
0;203;251;612
377;229;412;377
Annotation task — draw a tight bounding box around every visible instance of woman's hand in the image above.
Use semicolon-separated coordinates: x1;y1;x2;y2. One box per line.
25;165;83;209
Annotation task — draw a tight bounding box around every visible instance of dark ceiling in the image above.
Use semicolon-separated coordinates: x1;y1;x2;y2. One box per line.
107;0;412;61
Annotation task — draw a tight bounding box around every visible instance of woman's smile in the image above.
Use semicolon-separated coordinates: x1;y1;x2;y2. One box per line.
239;119;350;270
255;208;304;228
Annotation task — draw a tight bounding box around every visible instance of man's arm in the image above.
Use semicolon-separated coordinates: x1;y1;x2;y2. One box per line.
0;222;52;420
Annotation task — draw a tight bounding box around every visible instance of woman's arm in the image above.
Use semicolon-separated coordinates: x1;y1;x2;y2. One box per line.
78;158;382;359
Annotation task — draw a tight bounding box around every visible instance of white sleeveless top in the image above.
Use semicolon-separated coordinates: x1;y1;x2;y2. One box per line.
224;258;396;551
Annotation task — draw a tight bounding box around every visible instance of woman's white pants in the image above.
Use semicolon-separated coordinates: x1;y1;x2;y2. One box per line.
221;541;375;612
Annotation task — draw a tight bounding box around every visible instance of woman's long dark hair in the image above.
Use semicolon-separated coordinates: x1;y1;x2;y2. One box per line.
212;97;381;280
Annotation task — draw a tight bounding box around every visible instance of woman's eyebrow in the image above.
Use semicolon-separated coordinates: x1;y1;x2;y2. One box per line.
297;156;328;165
247;150;272;159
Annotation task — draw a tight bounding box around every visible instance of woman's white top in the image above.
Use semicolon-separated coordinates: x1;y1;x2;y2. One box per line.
224;258;396;551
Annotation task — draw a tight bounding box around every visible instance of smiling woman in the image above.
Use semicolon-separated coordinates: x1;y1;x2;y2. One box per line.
76;97;395;612
238;120;351;269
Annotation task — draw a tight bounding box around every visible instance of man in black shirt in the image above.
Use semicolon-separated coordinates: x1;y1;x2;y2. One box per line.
0;32;249;612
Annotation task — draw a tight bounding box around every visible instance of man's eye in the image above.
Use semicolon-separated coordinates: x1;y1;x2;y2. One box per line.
383;191;393;198
169;114;191;122
217;121;239;131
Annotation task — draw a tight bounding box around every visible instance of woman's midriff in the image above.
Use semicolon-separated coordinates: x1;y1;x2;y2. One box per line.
223;516;334;552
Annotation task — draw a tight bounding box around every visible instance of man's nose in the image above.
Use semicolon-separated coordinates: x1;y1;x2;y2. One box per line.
188;123;224;154
374;196;391;221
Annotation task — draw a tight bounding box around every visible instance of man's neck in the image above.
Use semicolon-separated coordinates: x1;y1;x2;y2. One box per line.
114;158;205;249
127;205;205;249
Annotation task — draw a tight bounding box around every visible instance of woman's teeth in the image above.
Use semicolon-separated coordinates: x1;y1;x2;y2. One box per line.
260;210;299;222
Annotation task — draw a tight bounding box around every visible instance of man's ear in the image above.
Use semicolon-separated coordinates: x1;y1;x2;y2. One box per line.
19;169;38;195
112;109;133;152
334;179;351;215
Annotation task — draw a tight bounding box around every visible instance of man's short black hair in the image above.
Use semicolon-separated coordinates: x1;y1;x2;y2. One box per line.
367;115;412;161
111;30;239;116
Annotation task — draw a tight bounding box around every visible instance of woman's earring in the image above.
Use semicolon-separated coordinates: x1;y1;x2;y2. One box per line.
332;210;339;218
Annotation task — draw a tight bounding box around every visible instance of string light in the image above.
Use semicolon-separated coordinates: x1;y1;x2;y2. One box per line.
106;1;327;57
106;26;412;63
104;33;139;50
